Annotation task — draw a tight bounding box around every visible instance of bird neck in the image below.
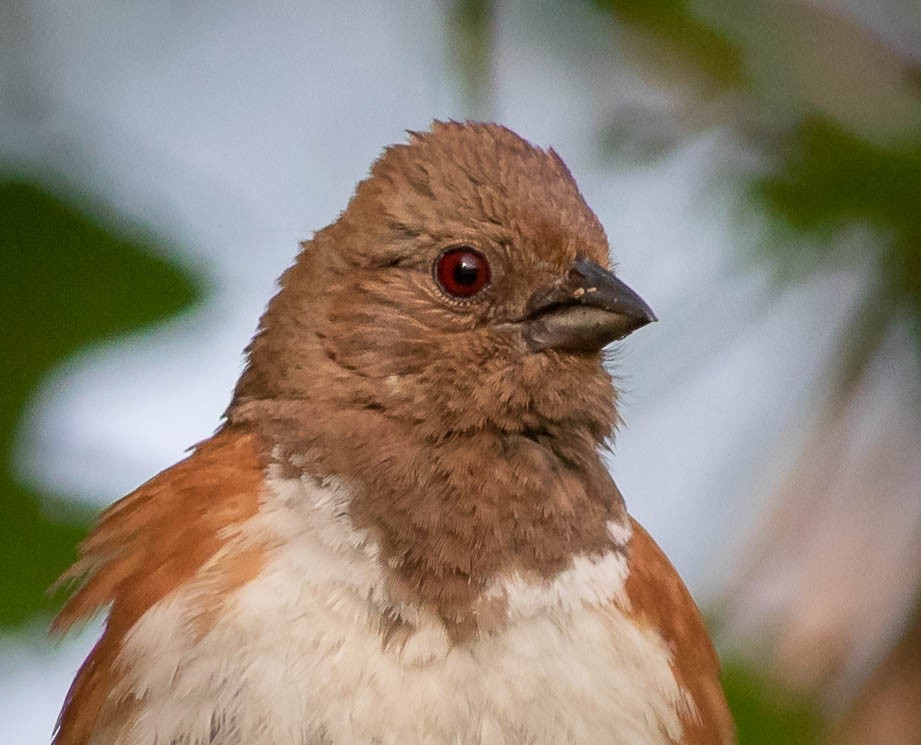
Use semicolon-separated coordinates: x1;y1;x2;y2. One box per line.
227;400;627;639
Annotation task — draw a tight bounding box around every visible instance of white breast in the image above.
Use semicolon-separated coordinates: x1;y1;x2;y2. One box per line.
111;469;691;745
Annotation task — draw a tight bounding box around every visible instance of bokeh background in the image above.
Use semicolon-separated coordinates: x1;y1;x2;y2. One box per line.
3;1;920;742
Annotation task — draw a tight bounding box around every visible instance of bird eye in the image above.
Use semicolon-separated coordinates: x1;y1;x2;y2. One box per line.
434;247;491;299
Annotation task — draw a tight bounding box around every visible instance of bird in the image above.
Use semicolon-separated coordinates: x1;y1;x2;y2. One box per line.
51;121;735;745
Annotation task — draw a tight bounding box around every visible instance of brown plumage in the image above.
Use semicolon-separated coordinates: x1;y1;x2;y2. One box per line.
52;429;266;745
624;520;737;744
53;122;734;745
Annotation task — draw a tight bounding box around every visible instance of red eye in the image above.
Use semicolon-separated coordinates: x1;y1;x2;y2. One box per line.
434;247;491;299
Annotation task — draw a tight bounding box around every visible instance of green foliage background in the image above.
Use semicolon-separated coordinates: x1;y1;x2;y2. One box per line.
0;181;201;626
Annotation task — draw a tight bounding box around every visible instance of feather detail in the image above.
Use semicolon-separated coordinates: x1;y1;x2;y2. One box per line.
51;427;266;745
623;520;736;745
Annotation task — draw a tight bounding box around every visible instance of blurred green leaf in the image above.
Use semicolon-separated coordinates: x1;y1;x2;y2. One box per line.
756;117;921;235
754;115;921;370
591;0;746;90
0;180;202;627
723;659;824;745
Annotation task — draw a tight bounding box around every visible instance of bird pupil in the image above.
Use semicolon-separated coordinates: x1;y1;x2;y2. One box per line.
453;257;479;286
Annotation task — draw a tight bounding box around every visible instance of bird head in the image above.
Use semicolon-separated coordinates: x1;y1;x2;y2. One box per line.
231;122;655;450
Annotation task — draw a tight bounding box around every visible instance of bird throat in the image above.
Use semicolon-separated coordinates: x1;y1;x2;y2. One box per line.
230;401;627;641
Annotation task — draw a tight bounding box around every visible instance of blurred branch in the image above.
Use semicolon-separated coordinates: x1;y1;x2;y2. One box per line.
449;0;496;118
833;601;921;745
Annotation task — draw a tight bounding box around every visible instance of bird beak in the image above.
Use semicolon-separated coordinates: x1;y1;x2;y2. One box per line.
521;258;657;353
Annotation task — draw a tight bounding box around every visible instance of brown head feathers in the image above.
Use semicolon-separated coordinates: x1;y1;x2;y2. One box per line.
232;121;619;441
